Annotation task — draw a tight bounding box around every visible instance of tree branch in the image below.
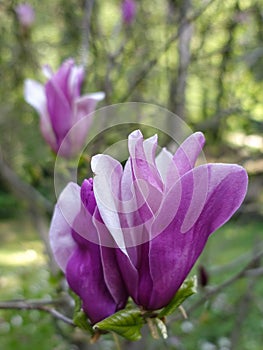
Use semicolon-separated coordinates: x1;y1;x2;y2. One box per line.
0;299;75;326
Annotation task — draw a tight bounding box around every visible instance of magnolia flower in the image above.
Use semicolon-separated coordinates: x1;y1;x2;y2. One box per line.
49;178;128;324
50;130;248;315
122;0;136;25
25;59;105;158
91;130;248;310
15;3;35;29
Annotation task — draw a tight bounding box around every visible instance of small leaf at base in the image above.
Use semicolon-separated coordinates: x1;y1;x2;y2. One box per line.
93;309;144;341
158;275;197;318
74;309;94;334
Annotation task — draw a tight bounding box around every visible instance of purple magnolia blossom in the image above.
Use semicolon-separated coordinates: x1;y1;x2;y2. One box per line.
15;3;35;28
24;59;105;158
122;0;136;25
49;179;128;324
50;130;248;316
88;130;248;310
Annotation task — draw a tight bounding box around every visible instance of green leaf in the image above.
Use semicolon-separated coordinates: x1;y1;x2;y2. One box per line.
70;290;82;315
74;309;94;334
93;309;144;341
70;290;93;334
158;275;197;318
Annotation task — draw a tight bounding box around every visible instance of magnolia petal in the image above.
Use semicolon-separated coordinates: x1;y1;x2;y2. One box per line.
147;163;248;309
155;147;173;183
65;181;128;323
51;59;74;103
173;131;205;172
42;64;53;79
128;131;163;223
44;59;75;141
51;179;127;324
92;154;127;250
64;92;105;156
83;91;106;102
24;79;57;150
166;132;205;189
56;182;82;225
121;158;134;203
55;181;96;243
45;78;72;143
121;157;147;222
68;65;85;101
39;117;58;153
128;130;163;191
49;205;77;272
99;244;128;308
135;241;154;307
116;247;140;303
66;243;118;324
75;92;105;122
24;79;46;115
80;178;96;214
92;154;148;250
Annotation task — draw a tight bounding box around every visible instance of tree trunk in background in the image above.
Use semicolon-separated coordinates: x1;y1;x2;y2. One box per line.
168;0;193;122
212;1;239;142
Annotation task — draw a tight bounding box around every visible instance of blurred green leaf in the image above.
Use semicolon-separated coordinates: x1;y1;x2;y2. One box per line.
74;309;94;334
70;290;93;334
158;276;197;318
93;309;144;341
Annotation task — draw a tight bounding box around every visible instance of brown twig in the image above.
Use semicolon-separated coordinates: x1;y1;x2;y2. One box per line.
0;299;75;326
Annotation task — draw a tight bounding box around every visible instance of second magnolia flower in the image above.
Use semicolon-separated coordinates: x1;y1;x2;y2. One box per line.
25;59;105;158
49;130;248;323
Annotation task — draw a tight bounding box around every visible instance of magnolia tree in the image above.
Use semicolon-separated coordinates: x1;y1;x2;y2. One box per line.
1;1;262;350
22;56;248;343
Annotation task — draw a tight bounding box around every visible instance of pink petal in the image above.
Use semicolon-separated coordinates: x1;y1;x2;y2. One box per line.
52;59;75;104
24;79;57;151
54;182;95;244
155;147;173;182
147;163;248;309
24;79;46;114
128;130;163;191
166;132;205;190
66;242;119;324
45;78;72;143
49;204;77;272
128;131;163;225
68;65;85;101
92;154;127;250
65;92;105;155
74;92;105;123
42;64;53;79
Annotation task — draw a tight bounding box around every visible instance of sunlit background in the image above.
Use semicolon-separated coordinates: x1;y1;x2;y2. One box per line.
0;1;262;349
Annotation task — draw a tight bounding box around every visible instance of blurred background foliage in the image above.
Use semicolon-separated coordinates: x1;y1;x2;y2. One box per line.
0;0;262;349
